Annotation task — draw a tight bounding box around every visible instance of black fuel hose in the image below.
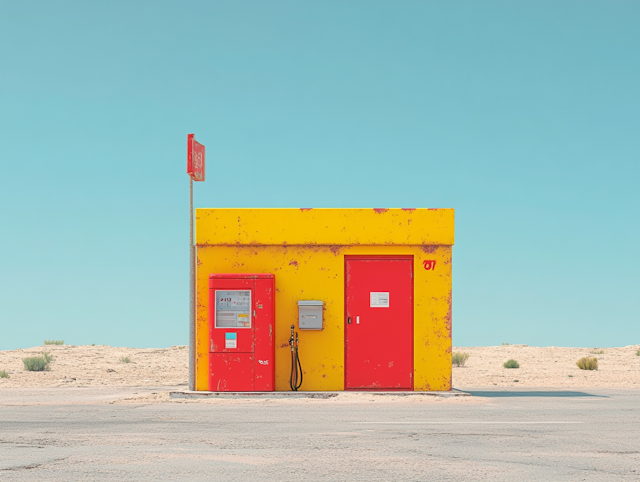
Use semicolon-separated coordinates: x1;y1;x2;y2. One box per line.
289;325;303;391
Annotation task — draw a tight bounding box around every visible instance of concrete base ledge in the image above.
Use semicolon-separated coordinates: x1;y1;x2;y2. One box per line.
169;389;470;399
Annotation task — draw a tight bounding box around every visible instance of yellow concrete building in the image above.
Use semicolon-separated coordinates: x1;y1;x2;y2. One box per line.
195;208;454;391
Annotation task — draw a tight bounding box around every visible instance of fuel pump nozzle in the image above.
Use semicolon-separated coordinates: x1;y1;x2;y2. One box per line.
289;325;295;352
289;325;303;391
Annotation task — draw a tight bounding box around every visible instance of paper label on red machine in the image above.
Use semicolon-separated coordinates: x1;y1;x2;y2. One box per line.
225;332;237;349
370;292;389;307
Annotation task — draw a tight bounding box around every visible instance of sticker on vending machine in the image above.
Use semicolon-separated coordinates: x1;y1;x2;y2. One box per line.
225;332;237;349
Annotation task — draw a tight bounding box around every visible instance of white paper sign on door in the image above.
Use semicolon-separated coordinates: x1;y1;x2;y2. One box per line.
370;292;390;308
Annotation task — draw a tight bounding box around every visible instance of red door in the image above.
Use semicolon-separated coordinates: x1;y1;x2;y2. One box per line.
345;257;413;390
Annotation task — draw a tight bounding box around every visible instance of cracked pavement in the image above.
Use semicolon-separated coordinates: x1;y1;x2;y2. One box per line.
1;387;639;481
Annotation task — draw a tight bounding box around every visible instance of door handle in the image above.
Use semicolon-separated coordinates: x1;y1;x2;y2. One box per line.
348;317;351;324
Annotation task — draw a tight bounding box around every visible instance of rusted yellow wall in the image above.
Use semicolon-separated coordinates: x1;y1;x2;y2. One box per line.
195;209;454;392
196;208;454;246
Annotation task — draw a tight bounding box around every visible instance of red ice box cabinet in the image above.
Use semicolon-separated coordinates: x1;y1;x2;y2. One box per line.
208;274;275;391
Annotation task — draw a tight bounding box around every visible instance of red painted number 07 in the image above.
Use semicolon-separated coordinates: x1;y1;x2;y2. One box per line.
422;260;436;270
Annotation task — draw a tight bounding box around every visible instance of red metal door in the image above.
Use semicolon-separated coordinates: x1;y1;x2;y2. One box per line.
254;277;275;391
210;353;254;391
345;257;413;390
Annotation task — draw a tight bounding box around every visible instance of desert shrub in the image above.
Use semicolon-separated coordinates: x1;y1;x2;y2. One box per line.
451;352;470;367
0;370;9;379
24;357;49;371
23;353;52;372
501;343;511;346
576;357;598;370
119;356;132;363
503;359;519;369
452;352;470;366
44;340;64;345
636;350;640;356
590;349;604;354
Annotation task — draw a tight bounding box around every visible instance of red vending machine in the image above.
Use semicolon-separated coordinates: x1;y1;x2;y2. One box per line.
208;274;275;391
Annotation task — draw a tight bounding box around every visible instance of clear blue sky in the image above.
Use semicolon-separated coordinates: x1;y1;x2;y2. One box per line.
1;1;638;350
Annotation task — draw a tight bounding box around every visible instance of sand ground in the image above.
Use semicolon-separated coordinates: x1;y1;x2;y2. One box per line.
1;344;639;389
451;344;640;388
0;345;189;389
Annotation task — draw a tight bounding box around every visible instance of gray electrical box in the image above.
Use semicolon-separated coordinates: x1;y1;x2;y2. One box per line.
298;300;323;330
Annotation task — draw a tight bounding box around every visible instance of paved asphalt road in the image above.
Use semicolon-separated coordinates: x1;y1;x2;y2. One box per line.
1;387;639;481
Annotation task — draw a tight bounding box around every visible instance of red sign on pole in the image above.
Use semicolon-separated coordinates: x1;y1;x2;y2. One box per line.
187;134;205;181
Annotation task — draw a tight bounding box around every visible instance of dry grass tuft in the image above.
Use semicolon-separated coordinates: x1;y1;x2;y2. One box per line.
119;356;132;363
44;340;64;345
576;357;598;370
0;370;9;379
590;349;605;354
451;352;470;367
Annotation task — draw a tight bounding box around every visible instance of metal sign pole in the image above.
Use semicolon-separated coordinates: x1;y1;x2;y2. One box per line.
189;176;195;391
187;133;204;392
